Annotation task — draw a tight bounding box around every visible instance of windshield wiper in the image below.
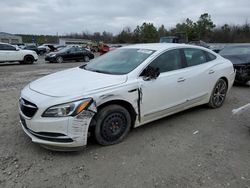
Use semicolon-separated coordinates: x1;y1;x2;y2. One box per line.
79;65;112;74
89;69;112;74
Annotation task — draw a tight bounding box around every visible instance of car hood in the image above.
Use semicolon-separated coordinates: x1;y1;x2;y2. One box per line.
222;54;250;65
21;49;36;53
29;67;127;97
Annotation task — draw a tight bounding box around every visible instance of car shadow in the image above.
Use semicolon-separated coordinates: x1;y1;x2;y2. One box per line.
233;82;250;87
0;62;22;66
41;105;210;156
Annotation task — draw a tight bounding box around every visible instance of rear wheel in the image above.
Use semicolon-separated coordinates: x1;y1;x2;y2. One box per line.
94;105;131;145
56;56;63;63
208;79;228;108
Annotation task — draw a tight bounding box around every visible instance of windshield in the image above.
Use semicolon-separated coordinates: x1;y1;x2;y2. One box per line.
83;48;155;75
219;46;250;56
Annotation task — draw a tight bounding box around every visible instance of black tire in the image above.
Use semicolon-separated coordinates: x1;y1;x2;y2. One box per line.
56;56;63;63
84;56;90;62
94;105;131;146
22;55;34;64
208;78;228;108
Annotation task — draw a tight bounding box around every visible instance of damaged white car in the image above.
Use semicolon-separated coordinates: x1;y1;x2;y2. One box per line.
19;43;235;150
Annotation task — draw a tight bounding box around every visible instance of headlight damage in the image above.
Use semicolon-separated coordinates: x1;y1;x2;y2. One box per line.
42;98;97;117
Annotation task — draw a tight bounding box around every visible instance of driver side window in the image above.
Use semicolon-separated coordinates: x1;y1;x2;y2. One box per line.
149;49;182;73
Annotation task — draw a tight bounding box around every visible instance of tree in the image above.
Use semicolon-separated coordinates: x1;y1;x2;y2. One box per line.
136;22;158;43
158;25;168;39
133;25;141;43
196;13;216;40
175;18;198;40
116;27;133;43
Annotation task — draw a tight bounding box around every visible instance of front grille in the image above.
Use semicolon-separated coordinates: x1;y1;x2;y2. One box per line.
19;98;38;118
20;114;73;143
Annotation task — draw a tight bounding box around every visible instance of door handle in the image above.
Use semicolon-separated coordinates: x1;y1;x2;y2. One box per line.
177;77;186;82
209;70;215;74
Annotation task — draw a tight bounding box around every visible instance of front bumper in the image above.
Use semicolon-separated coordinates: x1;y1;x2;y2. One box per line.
45;56;56;62
234;64;250;83
19;110;94;150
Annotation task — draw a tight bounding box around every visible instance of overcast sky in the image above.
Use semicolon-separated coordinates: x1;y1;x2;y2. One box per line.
0;0;250;35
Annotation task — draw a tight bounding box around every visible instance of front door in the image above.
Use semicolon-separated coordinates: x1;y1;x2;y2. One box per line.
138;49;188;123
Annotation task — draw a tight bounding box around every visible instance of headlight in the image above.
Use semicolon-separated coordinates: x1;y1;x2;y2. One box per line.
42;98;94;117
51;54;56;57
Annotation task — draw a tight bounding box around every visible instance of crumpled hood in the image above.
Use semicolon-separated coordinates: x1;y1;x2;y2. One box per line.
222;54;250;65
29;67;127;97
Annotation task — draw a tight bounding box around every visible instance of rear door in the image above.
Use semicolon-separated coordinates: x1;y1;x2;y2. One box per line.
180;48;218;101
75;47;84;60
63;47;75;61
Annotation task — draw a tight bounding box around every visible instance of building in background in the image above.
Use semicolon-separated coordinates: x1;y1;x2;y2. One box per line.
0;32;22;44
59;38;91;45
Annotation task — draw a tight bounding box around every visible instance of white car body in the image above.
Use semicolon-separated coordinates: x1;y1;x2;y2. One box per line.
19;43;235;150
0;42;38;63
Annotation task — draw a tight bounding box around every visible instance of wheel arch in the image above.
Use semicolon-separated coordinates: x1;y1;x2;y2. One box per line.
23;54;34;61
96;99;137;128
219;76;229;90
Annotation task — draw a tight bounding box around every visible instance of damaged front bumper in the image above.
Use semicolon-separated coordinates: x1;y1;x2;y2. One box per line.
20;109;95;151
19;93;97;151
234;64;250;83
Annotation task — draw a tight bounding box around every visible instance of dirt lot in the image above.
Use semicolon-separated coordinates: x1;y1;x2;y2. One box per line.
0;57;249;188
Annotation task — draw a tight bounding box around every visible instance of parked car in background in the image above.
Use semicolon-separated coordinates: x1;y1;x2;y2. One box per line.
219;45;250;84
189;40;210;48
38;44;53;55
12;43;26;49
23;44;39;54
45;45;94;63
19;43;235;150
0;42;38;64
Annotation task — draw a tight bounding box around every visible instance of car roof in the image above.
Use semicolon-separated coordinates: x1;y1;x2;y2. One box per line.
122;43;199;51
0;42;12;45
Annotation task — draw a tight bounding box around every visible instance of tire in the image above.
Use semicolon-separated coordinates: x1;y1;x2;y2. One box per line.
56;56;63;63
94;105;131;146
22;55;34;64
208;78;228;108
84;56;90;62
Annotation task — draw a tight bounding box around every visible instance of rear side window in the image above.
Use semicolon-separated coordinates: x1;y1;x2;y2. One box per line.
183;48;207;67
206;51;217;61
149;49;182;73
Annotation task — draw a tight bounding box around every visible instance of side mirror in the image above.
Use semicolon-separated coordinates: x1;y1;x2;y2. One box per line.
141;66;160;81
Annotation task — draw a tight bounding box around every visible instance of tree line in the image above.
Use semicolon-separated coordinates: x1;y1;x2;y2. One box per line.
18;13;250;44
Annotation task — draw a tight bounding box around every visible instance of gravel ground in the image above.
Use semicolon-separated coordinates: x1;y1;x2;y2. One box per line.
0;57;249;188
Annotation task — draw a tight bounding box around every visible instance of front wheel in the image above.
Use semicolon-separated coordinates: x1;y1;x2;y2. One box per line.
94;105;131;146
208;79;228;108
56;56;63;63
21;55;34;64
84;56;90;62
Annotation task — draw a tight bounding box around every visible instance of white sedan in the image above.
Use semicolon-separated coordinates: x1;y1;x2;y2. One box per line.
19;43;235;150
